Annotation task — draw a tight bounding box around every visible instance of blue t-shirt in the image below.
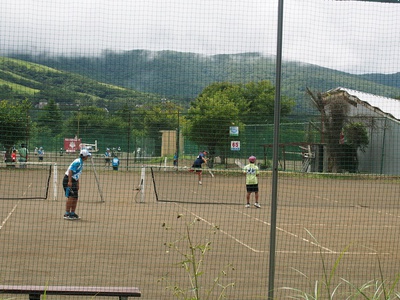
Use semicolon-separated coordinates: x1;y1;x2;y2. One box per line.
65;157;84;180
194;153;206;165
112;157;119;167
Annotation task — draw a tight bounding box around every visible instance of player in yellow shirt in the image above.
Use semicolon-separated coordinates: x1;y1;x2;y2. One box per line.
243;156;260;208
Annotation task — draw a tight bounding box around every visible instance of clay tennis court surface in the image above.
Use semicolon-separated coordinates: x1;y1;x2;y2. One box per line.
1;164;400;299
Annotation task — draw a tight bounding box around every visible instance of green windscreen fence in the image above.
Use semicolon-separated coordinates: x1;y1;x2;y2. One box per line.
1;1;400;299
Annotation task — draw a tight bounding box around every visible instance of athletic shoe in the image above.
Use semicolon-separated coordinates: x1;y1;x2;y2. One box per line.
63;213;71;220
254;203;261;208
245;204;250;208
198;181;202;185
69;213;80;220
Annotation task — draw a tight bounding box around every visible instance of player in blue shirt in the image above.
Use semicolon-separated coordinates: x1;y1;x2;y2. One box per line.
62;149;91;220
104;148;111;168
191;150;208;185
112;155;120;171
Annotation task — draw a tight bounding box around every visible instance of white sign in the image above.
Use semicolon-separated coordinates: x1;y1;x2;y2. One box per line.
231;141;240;151
229;126;239;136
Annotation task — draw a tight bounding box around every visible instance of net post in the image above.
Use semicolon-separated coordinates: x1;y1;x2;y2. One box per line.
140;167;145;202
90;156;105;202
53;163;58;201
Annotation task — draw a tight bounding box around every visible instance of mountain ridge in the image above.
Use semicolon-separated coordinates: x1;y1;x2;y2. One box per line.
3;50;400;113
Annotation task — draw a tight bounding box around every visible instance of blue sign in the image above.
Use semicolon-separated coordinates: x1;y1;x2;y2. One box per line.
230;126;239;136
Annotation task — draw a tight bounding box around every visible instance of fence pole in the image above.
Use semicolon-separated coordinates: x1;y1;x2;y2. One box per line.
268;0;284;299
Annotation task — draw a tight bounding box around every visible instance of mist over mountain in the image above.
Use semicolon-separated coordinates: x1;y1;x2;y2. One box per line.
6;50;400;113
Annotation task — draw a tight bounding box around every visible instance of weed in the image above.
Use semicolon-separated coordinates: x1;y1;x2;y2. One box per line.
159;214;235;300
282;229;351;299
282;230;400;299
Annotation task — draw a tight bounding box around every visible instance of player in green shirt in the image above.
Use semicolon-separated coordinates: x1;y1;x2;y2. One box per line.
18;144;29;168
243;156;260;208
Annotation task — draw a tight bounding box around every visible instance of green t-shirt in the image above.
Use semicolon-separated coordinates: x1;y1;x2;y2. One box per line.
18;147;28;162
243;163;259;185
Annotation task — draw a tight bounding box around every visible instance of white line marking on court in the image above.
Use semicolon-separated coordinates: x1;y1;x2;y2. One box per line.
233;208;336;254
316;195;400;220
314;195;339;204
176;188;389;256
232;208;390;255
177;204;266;253
0;201;20;230
0;182;31;231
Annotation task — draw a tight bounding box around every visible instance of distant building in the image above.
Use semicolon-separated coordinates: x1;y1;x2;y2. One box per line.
36;101;48;109
322;87;400;175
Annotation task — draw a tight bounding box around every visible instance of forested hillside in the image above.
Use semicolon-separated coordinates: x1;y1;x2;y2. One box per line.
0;57;162;111
7;50;400;114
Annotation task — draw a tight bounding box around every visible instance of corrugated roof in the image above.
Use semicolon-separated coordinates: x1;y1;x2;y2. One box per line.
332;87;400;120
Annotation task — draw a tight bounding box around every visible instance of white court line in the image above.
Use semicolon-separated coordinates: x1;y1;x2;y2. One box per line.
0;182;31;230
177;203;266;253
184;189;388;255
233;207;335;254
176;201;388;255
183;191;334;254
316;194;400;220
232;207;390;255
0;201;20;230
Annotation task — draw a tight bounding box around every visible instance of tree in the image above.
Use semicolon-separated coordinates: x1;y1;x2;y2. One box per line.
307;88;370;172
240;81;294;124
0;100;32;162
338;122;369;172
307;88;349;172
343;122;369;152
186;81;294;162
63;106;126;142
37;99;63;136
133;102;183;156
185;91;241;160
197;81;294;124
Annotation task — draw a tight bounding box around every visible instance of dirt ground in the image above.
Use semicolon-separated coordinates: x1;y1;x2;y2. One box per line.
1;163;400;299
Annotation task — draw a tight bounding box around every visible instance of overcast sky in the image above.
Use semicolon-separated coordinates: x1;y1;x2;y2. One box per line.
1;0;399;74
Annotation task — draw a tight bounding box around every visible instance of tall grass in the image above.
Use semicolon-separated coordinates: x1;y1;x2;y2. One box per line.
159;214;235;300
282;230;400;299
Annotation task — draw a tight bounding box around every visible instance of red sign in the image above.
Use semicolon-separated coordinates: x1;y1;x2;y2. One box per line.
64;138;81;153
231;141;240;151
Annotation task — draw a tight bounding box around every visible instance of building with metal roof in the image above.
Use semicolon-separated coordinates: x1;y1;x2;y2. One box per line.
323;87;400;175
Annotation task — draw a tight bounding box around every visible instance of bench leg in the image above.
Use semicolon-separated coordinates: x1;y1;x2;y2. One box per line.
119;297;128;300
29;293;41;300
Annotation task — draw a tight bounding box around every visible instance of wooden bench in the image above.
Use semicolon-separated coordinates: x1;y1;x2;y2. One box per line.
0;285;141;300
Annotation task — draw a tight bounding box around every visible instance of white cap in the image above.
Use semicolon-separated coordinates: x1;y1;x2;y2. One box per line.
80;149;92;157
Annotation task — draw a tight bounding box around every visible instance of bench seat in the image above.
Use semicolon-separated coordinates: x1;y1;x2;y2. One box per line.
0;285;141;300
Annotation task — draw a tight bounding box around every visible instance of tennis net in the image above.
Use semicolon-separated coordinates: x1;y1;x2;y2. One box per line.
150;166;249;205
0;162;53;200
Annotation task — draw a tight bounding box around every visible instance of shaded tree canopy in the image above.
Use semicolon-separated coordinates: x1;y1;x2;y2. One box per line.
343;122;369;152
0;99;32;161
185;91;241;157
185;80;295;156
37;99;63;136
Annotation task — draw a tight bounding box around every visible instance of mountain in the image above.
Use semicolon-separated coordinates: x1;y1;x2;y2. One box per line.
0;56;162;111
4;50;400;113
358;72;400;89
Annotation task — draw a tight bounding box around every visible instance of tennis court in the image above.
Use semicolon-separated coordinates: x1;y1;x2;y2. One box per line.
1;164;400;299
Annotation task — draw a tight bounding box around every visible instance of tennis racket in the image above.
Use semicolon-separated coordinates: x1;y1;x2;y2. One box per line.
235;159;244;169
134;179;144;203
206;163;214;177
